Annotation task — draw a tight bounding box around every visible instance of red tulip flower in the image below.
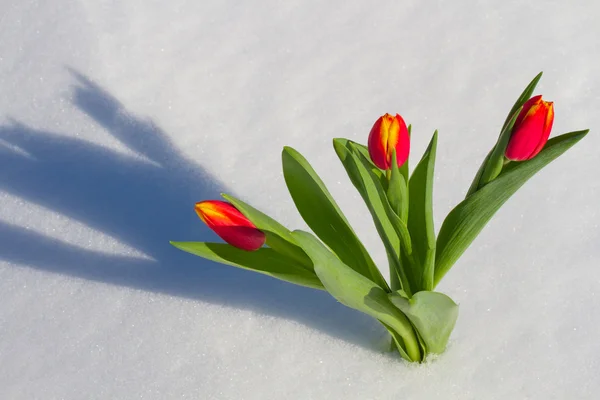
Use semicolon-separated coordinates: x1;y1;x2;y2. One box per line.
368;113;410;170
505;95;554;161
195;200;266;251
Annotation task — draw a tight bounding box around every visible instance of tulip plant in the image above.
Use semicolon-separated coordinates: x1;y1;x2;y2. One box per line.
171;73;588;362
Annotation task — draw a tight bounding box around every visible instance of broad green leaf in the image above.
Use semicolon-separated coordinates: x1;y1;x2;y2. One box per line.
435;130;588;286
281;146;388;290
333;140;416;295
333;138;384;181
221;193;312;268
262;232;313;269
408;131;438;291
170;241;324;290
389;290;459;354
388;151;409;222
383;289;428;357
292;230;421;362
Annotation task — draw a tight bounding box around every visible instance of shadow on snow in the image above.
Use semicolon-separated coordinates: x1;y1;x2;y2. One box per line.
0;70;388;353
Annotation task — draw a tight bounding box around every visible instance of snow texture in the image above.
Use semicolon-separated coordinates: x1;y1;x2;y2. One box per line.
1;0;599;399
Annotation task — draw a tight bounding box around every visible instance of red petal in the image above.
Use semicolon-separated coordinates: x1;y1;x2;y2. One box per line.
505;97;551;161
195;200;265;251
368;116;389;169
392;114;410;167
528;101;554;159
514;95;542;127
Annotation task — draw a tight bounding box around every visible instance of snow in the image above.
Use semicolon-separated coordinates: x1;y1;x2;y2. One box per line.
1;0;599;398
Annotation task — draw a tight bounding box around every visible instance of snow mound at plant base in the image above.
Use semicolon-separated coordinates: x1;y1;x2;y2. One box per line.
1;0;599;399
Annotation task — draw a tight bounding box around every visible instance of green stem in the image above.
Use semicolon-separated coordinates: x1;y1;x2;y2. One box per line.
404;328;422;362
385;314;421;362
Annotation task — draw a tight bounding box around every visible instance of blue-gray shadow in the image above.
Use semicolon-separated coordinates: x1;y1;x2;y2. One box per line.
0;70;386;352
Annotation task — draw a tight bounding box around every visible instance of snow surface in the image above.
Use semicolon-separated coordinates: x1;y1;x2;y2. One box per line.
1;0;599;398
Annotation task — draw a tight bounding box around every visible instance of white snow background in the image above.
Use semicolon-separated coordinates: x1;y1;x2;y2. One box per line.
1;1;599;399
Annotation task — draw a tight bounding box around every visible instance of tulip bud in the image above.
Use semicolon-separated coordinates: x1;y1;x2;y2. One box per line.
368;113;410;170
505;95;554;161
195;200;266;251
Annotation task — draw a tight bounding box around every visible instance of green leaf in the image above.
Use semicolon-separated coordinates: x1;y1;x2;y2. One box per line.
385;248;403;294
170;241;324;290
465;150;492;198
478;108;521;187
339;142;414;257
408;131;438;291
379;321;411;360
281;146;388;290
333;139;416;295
221;193;312;268
502;71;543;131
334;139;385;182
435;129;589;286
389;290;459;354
338;136;411;188
387;151;409;222
292;230;421;362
